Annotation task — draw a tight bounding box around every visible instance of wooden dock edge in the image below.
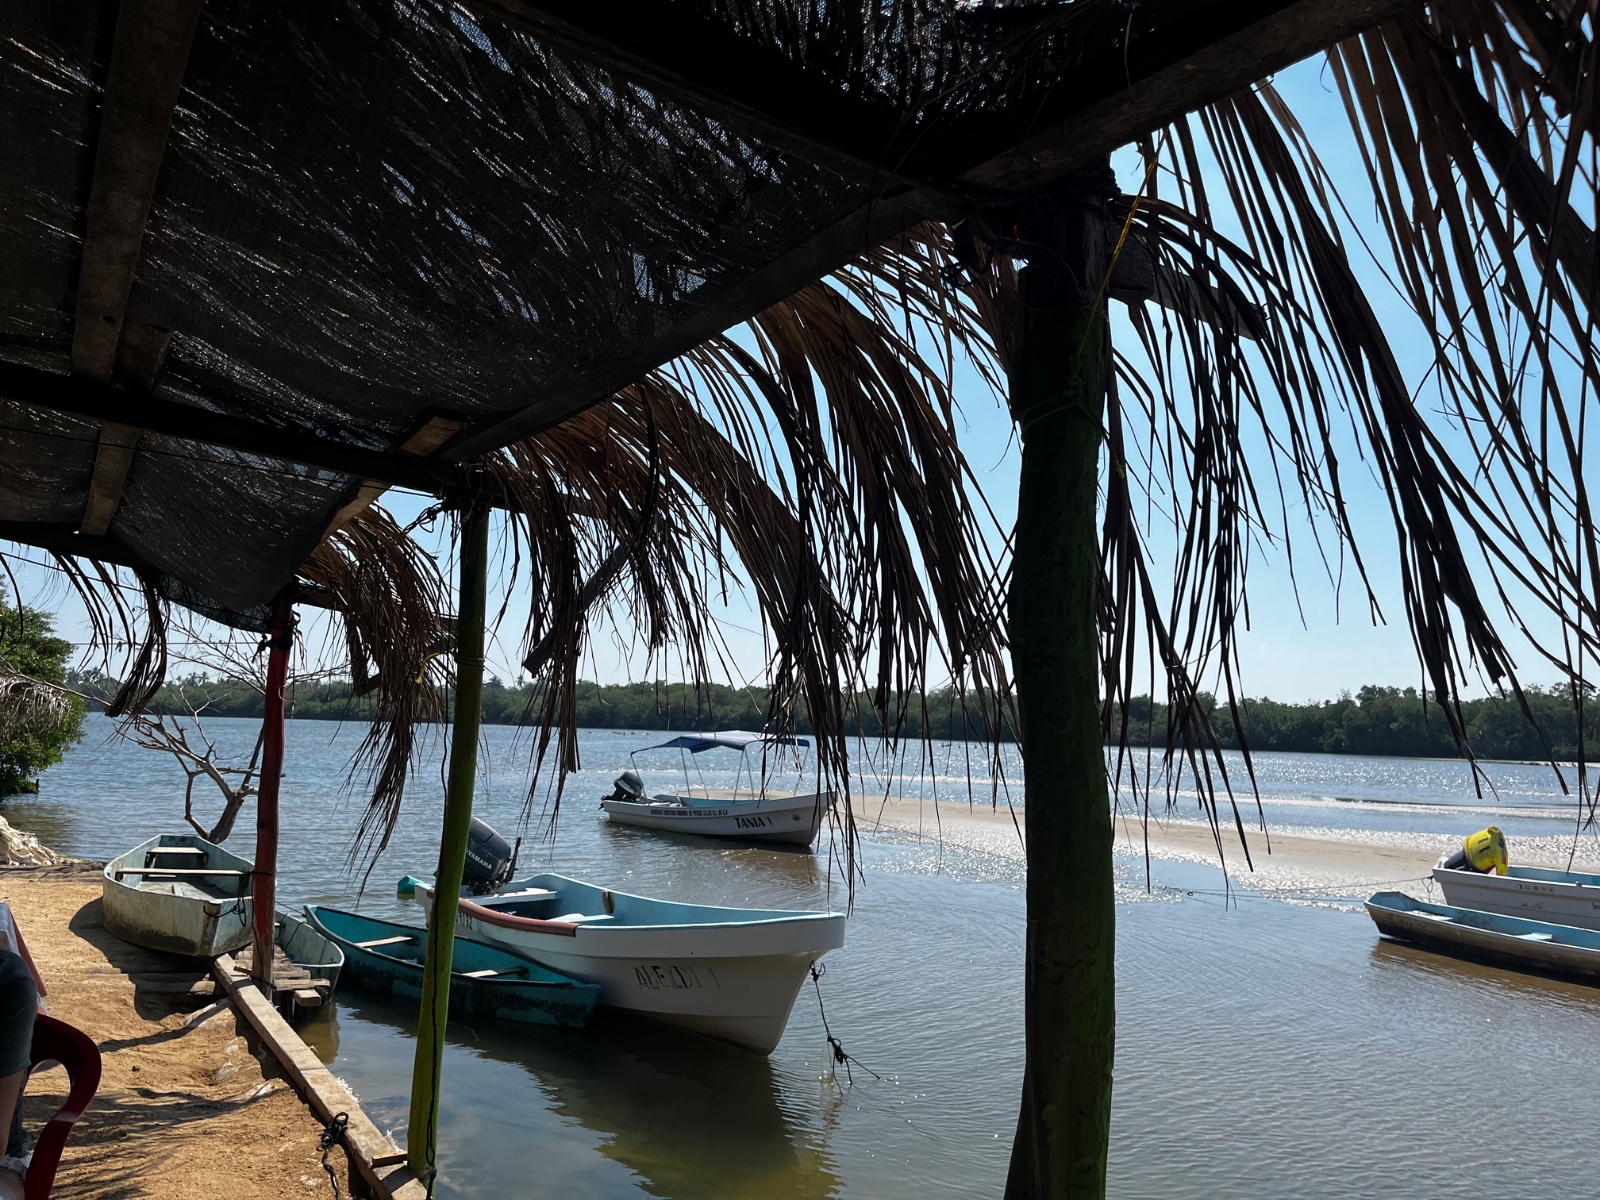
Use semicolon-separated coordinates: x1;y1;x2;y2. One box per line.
213;953;429;1200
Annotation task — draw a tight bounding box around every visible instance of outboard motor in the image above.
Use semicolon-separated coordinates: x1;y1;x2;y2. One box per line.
463;817;516;895
605;770;645;805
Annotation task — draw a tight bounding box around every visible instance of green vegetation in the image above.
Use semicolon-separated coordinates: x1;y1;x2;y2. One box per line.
64;672;1598;762
0;593;86;796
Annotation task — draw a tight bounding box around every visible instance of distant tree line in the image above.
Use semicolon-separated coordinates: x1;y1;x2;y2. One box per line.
63;671;1600;762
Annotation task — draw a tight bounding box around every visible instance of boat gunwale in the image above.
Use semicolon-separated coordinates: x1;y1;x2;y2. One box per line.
1366;890;1600;952
304;906;589;988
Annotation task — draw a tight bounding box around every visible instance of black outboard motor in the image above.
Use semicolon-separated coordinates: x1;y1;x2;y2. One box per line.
464;817;516;895
605;770;645;805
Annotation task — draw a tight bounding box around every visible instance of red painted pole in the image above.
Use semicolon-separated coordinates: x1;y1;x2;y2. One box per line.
251;601;294;988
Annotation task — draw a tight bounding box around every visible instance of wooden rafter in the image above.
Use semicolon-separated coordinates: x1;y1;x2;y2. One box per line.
444;0;1418;460
72;0;205;537
0;360;479;500
319;416;466;541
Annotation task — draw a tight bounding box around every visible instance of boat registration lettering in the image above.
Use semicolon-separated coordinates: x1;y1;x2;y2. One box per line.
735;815;772;829
634;963;720;991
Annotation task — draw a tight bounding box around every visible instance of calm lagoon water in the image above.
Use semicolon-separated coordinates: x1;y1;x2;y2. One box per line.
13;716;1600;1197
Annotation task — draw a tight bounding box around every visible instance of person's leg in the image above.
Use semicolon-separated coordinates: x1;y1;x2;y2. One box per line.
0;951;37;1199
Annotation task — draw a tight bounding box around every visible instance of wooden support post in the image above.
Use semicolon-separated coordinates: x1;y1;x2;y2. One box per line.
250;602;294;989
1003;167;1117;1200
406;499;489;1187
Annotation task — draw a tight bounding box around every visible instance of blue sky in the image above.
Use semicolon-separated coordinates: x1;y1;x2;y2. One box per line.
5;56;1582;704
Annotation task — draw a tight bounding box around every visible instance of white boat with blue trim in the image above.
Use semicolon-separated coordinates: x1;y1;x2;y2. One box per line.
1367;890;1600;980
403;863;845;1054
1433;849;1600;931
599;731;829;846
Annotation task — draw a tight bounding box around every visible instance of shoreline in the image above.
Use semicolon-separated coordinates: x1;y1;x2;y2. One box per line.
856;793;1600;899
0;871;354;1198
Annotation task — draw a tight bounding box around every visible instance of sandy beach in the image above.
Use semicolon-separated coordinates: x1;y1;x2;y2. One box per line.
857;792;1600;899
1;868;350;1200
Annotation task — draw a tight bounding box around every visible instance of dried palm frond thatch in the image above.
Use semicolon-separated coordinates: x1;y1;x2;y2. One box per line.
0;667;74;739
299;505;451;861
485;233;1014;867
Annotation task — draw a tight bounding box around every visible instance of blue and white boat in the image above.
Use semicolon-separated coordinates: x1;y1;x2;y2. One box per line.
1433;851;1600;931
304;905;599;1028
599;731;827;846
1366;891;1600;980
404;871;845;1054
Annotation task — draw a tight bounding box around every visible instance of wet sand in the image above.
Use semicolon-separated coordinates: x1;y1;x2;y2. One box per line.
0;869;350;1200
857;793;1600;898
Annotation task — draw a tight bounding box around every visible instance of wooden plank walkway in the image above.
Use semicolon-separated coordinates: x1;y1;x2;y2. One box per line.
213;952;428;1200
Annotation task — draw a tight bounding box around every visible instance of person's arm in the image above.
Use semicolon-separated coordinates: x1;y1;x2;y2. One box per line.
0;951;38;1198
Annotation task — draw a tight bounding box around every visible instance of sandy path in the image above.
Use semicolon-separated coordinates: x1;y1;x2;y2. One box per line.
1;869;351;1200
853;793;1600;899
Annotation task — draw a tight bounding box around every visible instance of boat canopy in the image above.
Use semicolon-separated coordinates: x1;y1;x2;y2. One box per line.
642;731;810;754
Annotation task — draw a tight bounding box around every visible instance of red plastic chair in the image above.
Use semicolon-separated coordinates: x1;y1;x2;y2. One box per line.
22;1015;101;1200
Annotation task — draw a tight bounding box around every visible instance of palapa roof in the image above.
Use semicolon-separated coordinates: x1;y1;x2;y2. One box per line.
0;0;1403;626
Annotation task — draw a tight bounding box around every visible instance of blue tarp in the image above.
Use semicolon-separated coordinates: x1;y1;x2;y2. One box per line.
641;730;810;754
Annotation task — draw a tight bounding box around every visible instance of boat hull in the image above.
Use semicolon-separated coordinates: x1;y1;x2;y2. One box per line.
305;906;599;1028
454;873;845;1053
1433;860;1600;931
601;792;824;845
1367;890;1600;980
102;834;253;957
276;909;344;999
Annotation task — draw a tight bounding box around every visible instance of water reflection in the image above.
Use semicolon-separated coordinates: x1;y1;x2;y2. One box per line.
1367;933;1600;1003
333;991;841;1199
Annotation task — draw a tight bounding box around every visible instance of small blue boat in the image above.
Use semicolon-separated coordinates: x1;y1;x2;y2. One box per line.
1366;891;1600;981
303;906;600;1028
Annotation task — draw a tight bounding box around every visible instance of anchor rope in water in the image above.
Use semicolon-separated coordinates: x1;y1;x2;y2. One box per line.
319;1111;350;1199
809;963;880;1085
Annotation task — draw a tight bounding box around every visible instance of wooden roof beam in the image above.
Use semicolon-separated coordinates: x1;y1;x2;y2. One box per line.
72;0;206;538
0;361;494;503
444;0;1418;461
0;522;339;613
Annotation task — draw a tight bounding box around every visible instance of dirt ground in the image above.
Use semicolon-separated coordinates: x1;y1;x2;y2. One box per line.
2;868;352;1200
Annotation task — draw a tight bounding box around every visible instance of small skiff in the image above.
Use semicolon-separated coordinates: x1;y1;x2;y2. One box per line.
303;905;600;1028
103;834;253;956
416;871;845;1054
1366;890;1600;980
1433;851;1600;931
274;908;346;1000
599;731;827;846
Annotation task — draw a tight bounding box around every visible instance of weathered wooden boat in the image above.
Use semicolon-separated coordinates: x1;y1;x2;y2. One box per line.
102;834;253;956
409;870;845;1054
1366;890;1600;980
303;905;600;1028
599;731;828;846
1433;850;1600;931
275;908;346;997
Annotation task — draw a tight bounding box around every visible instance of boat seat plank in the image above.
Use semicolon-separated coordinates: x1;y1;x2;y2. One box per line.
114;868;248;878
456;968;526;979
492;888;558;901
146;846;205;856
354;935;416;949
551;913;613;924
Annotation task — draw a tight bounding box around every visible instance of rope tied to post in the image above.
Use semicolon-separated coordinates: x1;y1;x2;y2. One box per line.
809;963;880;1085
319;1111;350;1199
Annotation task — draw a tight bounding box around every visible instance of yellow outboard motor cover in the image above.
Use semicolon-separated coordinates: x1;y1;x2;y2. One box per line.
1463;826;1509;876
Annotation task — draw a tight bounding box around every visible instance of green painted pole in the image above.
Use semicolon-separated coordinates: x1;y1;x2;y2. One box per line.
1003;166;1117;1200
407;499;489;1188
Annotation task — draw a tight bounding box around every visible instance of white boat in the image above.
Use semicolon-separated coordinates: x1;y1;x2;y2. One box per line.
411;870;845;1054
103;834;253;956
1433;850;1600;931
599;731;828;846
